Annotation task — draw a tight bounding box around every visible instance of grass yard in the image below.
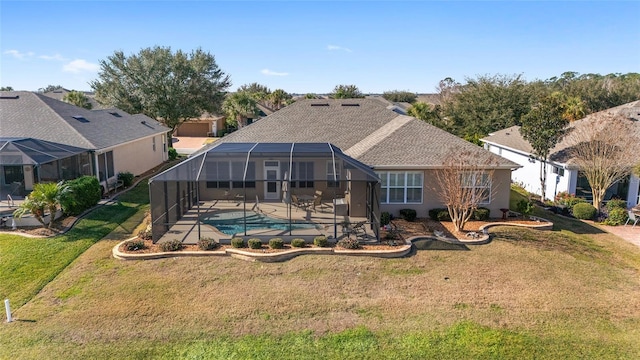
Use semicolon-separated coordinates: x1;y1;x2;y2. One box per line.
1;188;640;359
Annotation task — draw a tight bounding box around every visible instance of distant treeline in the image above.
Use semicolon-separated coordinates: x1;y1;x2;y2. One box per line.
404;72;640;140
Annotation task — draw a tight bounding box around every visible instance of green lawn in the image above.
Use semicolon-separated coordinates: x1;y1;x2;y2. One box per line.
0;182;149;308
1;187;639;359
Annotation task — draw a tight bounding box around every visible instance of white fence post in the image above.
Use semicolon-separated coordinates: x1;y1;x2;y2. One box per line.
5;299;12;323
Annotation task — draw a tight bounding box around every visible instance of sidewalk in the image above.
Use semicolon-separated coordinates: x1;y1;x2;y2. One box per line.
597;223;640;248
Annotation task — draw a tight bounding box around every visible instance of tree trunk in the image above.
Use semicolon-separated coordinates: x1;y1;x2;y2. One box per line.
47;205;57;229
539;158;547;203
592;188;606;212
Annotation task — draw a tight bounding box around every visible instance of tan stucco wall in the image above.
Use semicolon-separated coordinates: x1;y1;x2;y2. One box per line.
112;134;167;176
379;168;513;219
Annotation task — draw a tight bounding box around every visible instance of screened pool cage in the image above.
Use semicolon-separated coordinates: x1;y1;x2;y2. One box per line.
149;143;381;243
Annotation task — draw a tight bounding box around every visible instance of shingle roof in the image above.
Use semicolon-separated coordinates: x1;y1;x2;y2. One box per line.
0;91;169;150
216;99;518;169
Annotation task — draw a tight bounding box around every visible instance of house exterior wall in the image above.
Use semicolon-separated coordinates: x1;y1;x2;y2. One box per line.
112;134;167;176
377;168;513;220
629;175;640;207
485;144;570;201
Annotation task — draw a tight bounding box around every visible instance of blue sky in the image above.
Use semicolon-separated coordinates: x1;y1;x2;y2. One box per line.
1;1;638;94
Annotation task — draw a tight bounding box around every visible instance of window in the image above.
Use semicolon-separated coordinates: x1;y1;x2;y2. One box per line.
206;161;255;189
552;165;564;177
152;137;156;152
326;161;340;187
377;171;423;204
3;166;23;185
291;162;314;188
461;172;491;205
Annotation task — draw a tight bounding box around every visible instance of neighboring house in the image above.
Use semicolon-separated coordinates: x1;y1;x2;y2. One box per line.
173;103;276;138
42;88;103;110
0;91;170;196
199;98;519;219
173;112;226;137
481;100;640;207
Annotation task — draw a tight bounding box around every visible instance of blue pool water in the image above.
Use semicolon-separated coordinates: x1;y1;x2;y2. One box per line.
201;211;319;235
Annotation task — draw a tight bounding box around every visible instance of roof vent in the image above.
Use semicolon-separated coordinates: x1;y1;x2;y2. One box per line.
0;95;19;99
341;103;360;107
141;120;146;125
108;111;122;117
72;115;89;123
310;103;329;107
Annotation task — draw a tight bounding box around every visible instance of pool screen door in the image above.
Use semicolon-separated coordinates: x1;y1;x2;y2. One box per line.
264;161;280;200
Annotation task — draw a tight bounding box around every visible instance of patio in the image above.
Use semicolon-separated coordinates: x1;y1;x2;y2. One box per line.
154;198;376;245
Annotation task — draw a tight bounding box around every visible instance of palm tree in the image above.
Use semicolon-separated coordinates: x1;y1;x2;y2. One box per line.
63;91;93;109
222;92;259;129
13;182;71;228
269;89;291;110
562;95;586;122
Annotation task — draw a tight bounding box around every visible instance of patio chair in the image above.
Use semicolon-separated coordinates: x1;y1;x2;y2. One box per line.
291;195;310;211
312;194;331;212
351;221;366;237
625;211;639;227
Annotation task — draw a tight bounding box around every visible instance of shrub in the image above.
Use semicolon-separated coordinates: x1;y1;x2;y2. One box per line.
123;239;145;251
313;236;328;247
606;199;627;212
198;237;219;250
429;208;451;221
159;239;182;252
168;147;178;161
516;200;534;218
380;212;391;226
248;238;263;249
555;192;586;209
472;207;490;221
137;224;152;240
269;238;284;249
117;171;135;187
231;237;245;248
572;203;597;220
60;176;101;215
337;237;360;249
399;209;417;222
603;207;628;226
291;238;306;248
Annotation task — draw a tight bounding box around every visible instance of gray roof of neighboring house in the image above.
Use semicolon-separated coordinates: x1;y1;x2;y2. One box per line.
214;98;518;169
0;91;169;150
481;100;640;164
42;88;104;110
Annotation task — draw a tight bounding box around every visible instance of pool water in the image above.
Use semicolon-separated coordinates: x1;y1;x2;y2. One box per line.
201;210;319;235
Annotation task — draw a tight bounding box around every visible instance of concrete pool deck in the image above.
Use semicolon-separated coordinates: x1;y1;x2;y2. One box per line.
155;199;375;244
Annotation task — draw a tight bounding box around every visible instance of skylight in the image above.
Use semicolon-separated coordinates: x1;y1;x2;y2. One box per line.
72;115;89;123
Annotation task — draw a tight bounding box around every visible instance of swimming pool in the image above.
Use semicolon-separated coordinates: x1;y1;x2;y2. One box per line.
201;210;319;235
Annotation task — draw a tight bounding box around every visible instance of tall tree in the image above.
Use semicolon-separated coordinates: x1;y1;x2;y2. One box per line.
440;74;539;138
63;90;93;109
90;46;231;141
520;93;569;202
223;91;259;129
238;83;270;100
0;86;14;91
330;84;364;99
408;102;448;130
566;112;640;211
382;90;416;103
433;150;497;233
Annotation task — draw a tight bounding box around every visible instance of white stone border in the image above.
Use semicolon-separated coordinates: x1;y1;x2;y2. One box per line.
113;237;412;262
